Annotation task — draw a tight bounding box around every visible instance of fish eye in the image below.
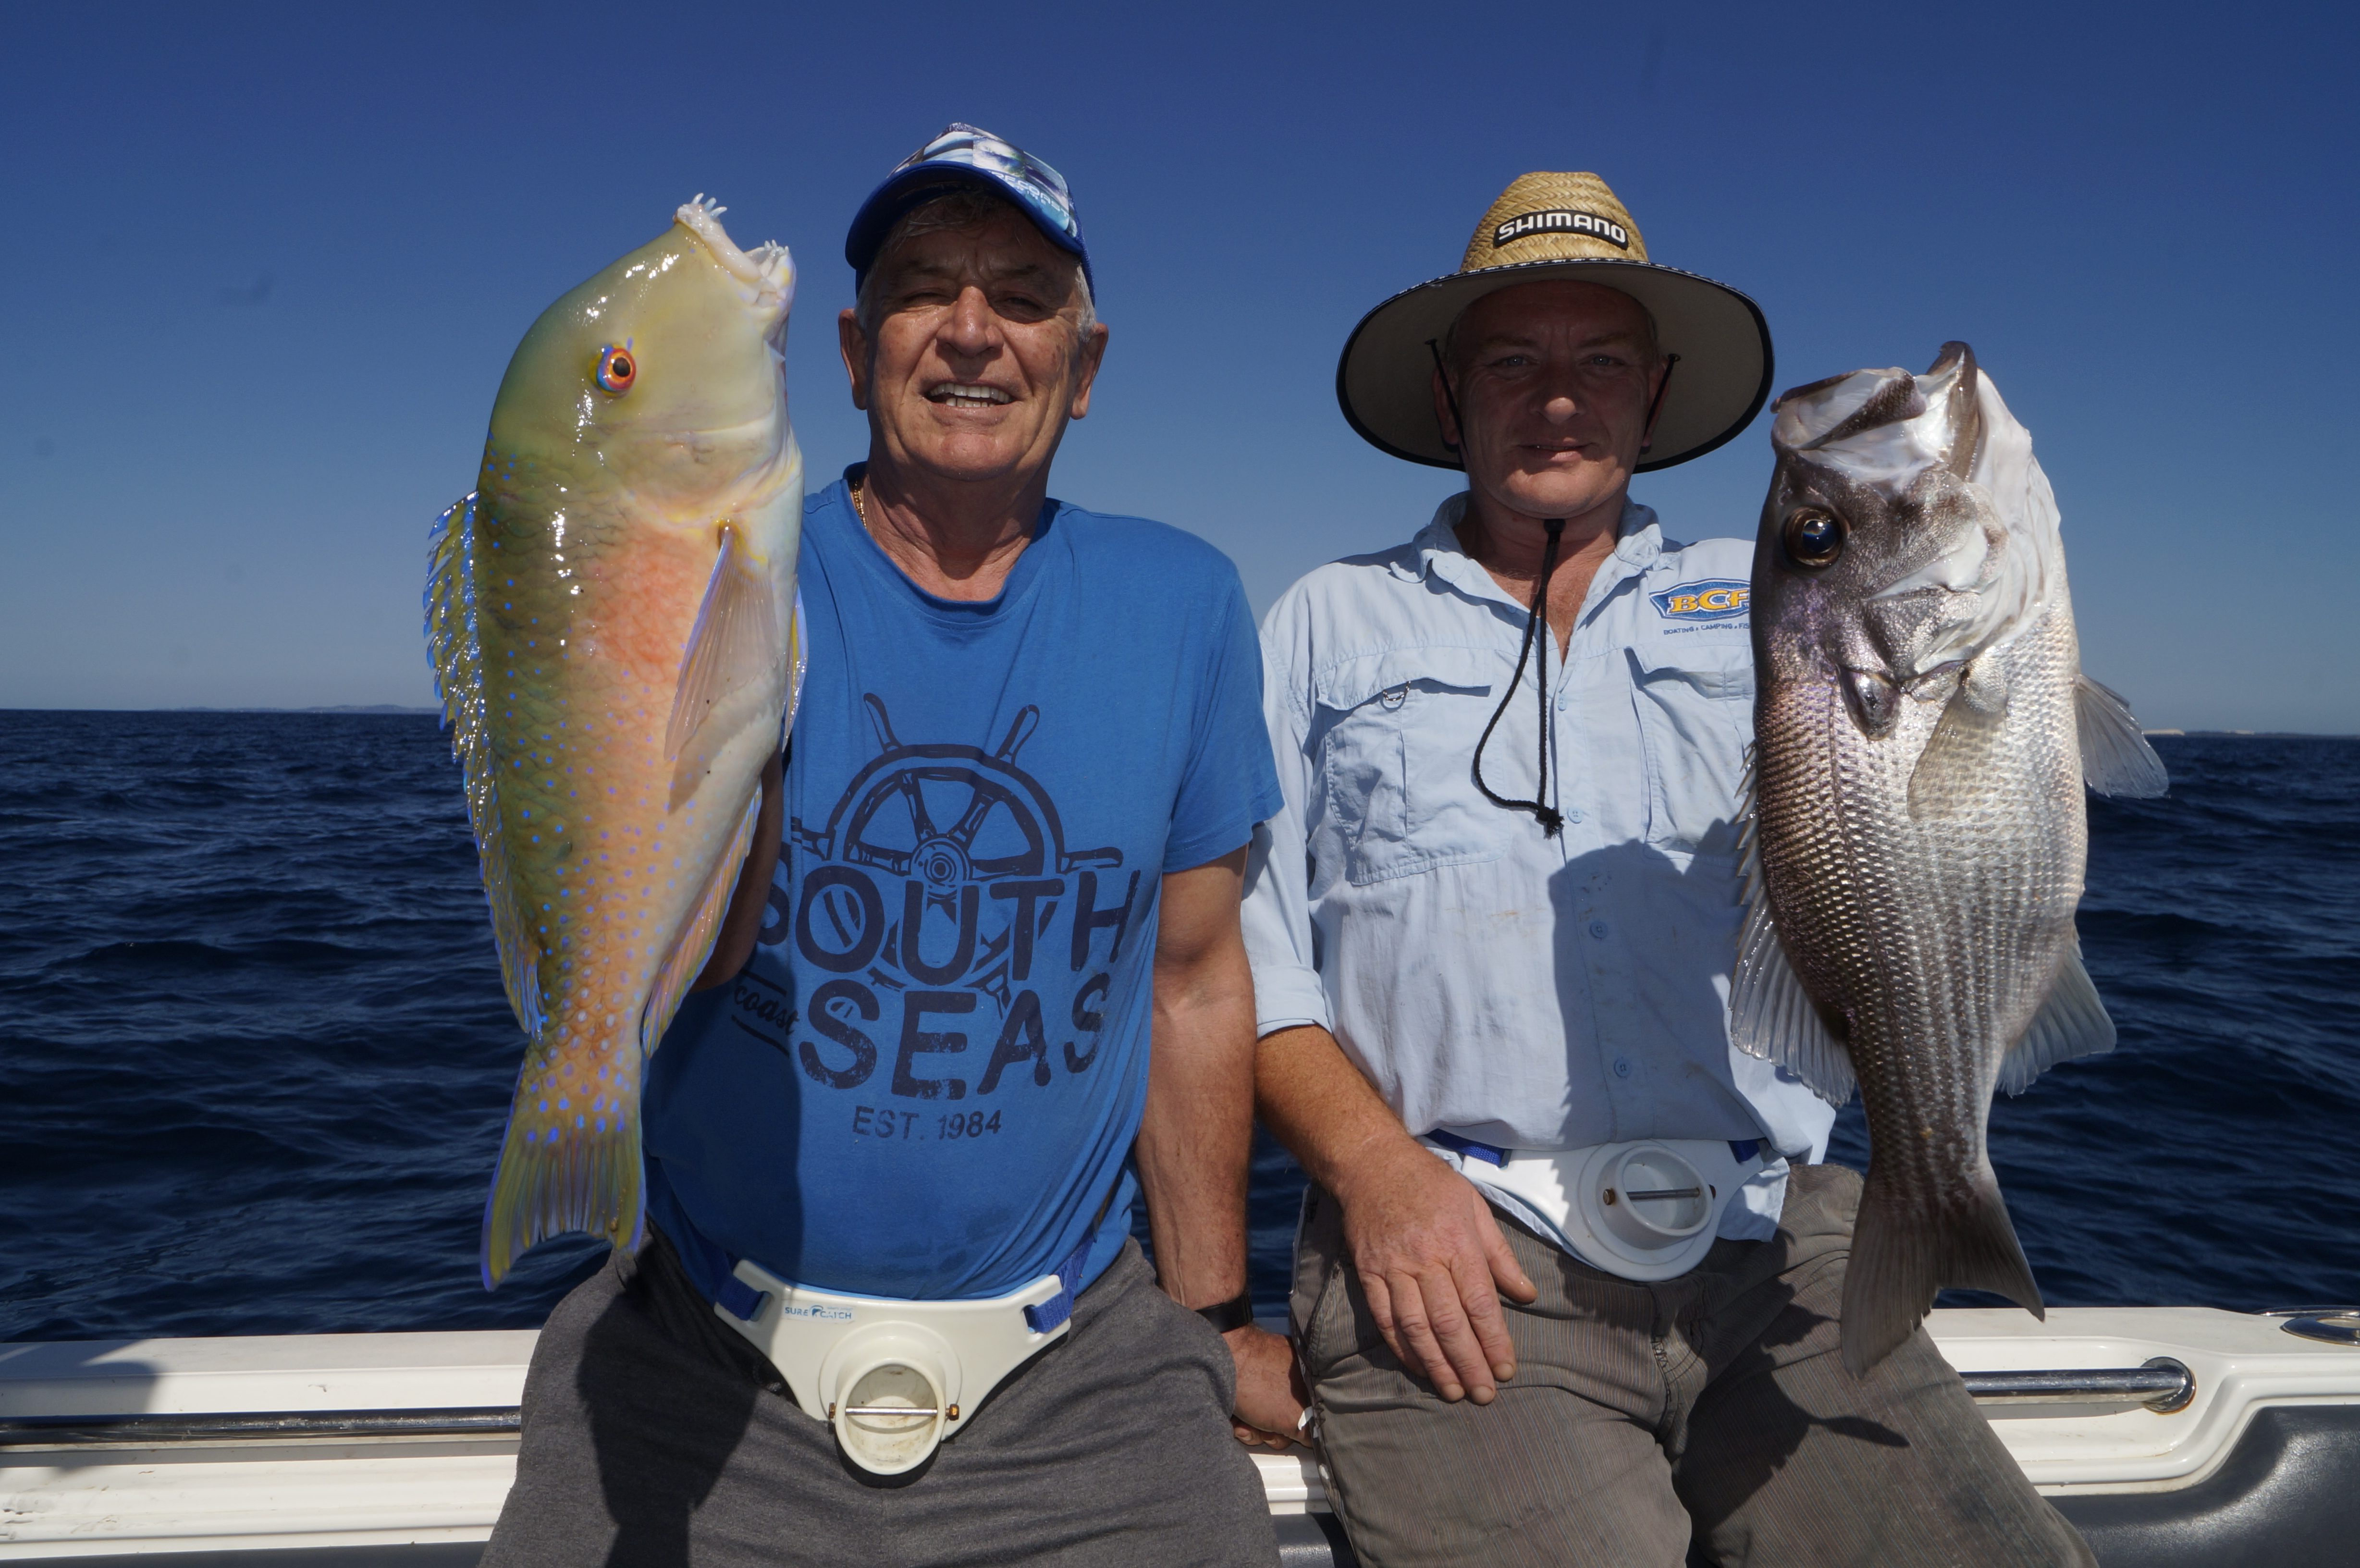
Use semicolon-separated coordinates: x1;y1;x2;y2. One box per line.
1783;509;1845;569
594;345;636;395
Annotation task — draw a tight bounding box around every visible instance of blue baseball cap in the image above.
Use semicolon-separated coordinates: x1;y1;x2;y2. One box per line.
844;123;1093;296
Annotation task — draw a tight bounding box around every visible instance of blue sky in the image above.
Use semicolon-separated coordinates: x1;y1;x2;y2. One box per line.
1;0;2351;730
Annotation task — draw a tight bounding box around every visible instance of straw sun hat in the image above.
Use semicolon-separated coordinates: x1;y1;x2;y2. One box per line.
1337;172;1773;472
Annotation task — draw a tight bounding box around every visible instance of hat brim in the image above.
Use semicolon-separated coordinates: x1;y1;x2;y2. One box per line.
1336;258;1773;472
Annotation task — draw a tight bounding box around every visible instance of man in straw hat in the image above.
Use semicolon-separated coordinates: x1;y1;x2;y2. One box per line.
1239;172;2094;1565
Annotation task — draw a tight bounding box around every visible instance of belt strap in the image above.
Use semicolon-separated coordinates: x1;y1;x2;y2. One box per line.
1024;1182;1121;1332
1021;1230;1094;1333
1425;1128;1509;1166
1427;1128;1768;1167
665;1185;1116;1329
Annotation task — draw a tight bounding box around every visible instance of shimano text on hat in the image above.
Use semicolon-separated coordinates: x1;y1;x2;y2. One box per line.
1494;208;1631;250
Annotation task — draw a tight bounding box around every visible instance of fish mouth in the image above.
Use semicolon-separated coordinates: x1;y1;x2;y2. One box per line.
674;195;795;312
925;381;1015;409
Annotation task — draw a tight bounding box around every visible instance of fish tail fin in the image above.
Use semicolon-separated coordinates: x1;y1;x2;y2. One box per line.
479;1088;644;1289
1842;1161;2042;1378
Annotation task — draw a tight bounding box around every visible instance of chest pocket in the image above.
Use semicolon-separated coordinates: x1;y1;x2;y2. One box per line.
1313;647;1508;886
1628;639;1754;861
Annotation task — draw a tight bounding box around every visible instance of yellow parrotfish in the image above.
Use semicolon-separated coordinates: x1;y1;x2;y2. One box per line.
425;197;804;1286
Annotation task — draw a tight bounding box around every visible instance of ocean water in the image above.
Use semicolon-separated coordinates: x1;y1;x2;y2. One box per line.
1;711;2354;1342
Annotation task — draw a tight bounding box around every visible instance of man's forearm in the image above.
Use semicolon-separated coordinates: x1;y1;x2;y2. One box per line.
1135;956;1255;1308
1255;1022;1421;1200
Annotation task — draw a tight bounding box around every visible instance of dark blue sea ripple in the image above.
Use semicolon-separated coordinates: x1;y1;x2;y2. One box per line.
0;718;2353;1338
0;712;606;1340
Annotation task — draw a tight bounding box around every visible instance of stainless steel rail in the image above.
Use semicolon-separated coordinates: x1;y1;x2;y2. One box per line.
0;1360;2200;1449
0;1407;522;1449
1961;1357;2195;1412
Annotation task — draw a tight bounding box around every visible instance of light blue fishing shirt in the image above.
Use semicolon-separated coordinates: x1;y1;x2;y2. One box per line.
1242;495;1834;1243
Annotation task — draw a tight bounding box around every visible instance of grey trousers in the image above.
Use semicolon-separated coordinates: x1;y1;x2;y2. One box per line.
484;1230;1278;1568
1293;1163;2097;1568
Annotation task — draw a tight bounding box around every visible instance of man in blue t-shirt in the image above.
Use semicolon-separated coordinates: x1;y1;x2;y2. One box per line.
485;126;1292;1568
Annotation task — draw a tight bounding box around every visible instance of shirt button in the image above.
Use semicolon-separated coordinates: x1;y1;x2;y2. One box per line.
1589;920;1610;939
1613;1057;1633;1079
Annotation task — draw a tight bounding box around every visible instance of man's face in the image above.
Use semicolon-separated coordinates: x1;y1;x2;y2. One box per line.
839;207;1107;488
1435;281;1665;523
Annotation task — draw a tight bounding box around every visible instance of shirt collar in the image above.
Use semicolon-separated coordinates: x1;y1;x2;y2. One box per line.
1404;493;1665;608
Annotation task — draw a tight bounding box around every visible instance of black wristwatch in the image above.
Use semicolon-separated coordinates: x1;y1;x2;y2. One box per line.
1194;1288;1256;1334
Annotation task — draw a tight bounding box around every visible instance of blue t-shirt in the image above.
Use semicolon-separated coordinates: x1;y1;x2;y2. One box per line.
643;476;1282;1302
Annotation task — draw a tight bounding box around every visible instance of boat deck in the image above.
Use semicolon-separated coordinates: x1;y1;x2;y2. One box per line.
5;1308;2358;1565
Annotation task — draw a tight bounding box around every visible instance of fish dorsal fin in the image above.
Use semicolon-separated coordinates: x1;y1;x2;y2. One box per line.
2000;939;2117;1095
640;790;766;1058
665;522;786;808
425;494;544;1043
1925;341;1982;478
1730;751;1857;1106
2076;675;2170;798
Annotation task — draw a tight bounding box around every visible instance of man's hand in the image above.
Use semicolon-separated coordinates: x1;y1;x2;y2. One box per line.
1333;1135;1536;1403
1255;1024;1537;1406
1225;1323;1307;1449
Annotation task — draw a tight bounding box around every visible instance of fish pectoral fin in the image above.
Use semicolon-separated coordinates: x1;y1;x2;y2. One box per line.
782;586;808;748
425;492;543;1043
2076;675;2170;798
1906;665;2009;820
665;521;786;803
1731;902;1857;1106
640;790;766;1058
1731;763;1857;1107
2000;940;2117;1096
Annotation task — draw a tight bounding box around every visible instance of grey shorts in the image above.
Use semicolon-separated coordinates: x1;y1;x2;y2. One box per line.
1294;1162;2096;1568
484;1230;1278;1568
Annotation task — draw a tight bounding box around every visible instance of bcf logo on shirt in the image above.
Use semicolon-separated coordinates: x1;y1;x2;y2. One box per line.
1649;580;1750;621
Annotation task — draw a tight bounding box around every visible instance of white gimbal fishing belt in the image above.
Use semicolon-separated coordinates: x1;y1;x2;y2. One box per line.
702;1200;1108;1477
1423;1130;1771;1282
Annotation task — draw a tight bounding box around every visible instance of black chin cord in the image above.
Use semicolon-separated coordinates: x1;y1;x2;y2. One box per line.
1472;518;1566;837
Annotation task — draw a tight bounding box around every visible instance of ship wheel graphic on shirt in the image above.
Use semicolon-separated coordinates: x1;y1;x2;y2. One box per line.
788;695;1122;1004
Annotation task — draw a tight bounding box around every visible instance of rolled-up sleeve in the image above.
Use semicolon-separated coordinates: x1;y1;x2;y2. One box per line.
1241;593;1330;1037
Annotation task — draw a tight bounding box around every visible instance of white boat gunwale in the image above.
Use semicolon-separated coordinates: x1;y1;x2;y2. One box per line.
5;1309;2360;1562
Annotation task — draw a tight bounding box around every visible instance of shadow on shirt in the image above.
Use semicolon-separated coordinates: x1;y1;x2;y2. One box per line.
1545;828;1763;1136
